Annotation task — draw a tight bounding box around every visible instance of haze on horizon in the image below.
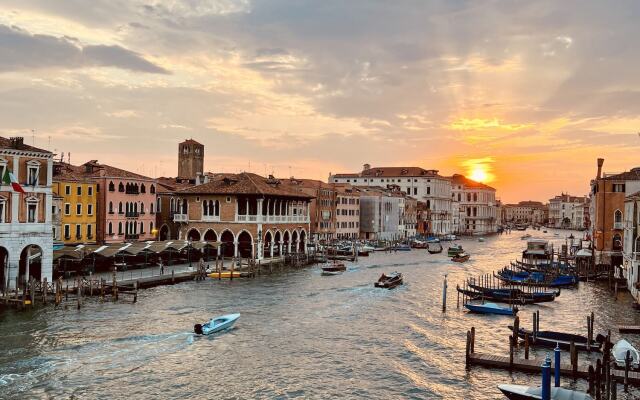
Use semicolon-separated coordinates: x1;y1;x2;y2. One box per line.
1;0;639;203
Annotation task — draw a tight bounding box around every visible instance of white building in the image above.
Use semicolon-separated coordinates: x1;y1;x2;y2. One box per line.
623;192;640;301
330;165;452;235
357;187;402;240
0;136;54;291
450;174;498;235
549;194;588;229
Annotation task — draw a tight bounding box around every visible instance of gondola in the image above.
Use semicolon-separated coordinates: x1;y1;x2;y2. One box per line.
498;384;592;400
509;326;604;351
457;286;536;304
452;252;470;262
496;271;578;288
468;284;560;303
464;302;518;316
194;313;240;335
374;272;403;289
392;244;411;251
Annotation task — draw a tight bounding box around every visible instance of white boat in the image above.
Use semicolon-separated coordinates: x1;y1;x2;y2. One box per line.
194;313;240;335
612;339;640;369
478;237;485;242
360;244;375;252
498;384;592;400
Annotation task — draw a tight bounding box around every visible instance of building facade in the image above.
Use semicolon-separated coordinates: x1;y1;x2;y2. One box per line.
623;192;640;301
450;174;497;235
158;173;312;259
503;201;547;225
330;165;452;234
281;178;336;242
549;194;588;229
52;162;98;245
358;187;402;240
0;136;54;290
335;184;360;240
83;161;158;244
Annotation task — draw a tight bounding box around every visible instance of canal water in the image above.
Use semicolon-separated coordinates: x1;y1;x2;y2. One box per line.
1;229;640;399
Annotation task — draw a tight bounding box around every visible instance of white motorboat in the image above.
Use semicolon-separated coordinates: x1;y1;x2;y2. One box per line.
498;384;592;400
612;339;640;369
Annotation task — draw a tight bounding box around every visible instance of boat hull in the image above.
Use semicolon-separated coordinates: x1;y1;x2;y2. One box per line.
498;384;592;400
511;327;602;351
465;303;517;315
194;313;240;335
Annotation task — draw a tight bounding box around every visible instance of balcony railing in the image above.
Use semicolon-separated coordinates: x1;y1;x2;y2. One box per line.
126;211;140;218
202;215;220;222
172;213;188;222
235;214;310;223
614;222;624;230
125;189;140;195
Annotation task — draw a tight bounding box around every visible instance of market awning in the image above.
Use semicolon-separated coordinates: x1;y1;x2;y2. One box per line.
94;243;134;258
191;241;221;251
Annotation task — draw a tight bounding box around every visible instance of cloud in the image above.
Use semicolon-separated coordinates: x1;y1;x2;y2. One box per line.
0;24;168;73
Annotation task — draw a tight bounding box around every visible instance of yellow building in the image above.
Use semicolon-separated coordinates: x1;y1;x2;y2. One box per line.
52;162;97;244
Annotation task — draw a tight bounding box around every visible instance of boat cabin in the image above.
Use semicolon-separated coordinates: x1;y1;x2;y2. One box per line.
522;239;551;265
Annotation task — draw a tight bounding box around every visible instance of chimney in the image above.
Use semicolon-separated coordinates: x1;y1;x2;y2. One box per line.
9;137;24;149
597;158;604;179
363;163;371;171
195;172;202;185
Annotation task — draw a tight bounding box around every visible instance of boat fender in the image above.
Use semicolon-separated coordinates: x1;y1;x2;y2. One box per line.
194;324;203;335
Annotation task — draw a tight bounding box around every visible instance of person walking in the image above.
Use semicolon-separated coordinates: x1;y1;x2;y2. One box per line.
159;258;164;275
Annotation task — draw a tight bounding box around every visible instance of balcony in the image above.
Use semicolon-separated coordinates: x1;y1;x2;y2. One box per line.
614;222;624;230
126;211;140;218
125;189;140;195
125;234;139;240
202;215;221;222
235;214;310;223
172;213;188;222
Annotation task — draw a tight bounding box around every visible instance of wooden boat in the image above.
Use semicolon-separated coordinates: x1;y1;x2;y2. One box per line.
411;241;428;249
322;262;346;275
452;252;470;262
464;302;518;316
427;242;443;254
496;270;578;288
392;244;411;251
194;313;240;335
374;272;403;289
612;339;640;369
447;245;464;257
467;284;560;303
457;287;538;305
498;384;592;400
510;327;604;351
207;271;243;279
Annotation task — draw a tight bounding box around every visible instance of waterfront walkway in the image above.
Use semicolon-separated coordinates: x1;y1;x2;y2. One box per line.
62;263;196;287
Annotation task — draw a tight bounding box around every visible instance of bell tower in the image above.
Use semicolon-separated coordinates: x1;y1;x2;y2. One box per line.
178;139;204;179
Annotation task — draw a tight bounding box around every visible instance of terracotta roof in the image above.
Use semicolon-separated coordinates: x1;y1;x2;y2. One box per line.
333;166;443;179
82;160;153;180
53;162;93;182
549;194;587;203
175;172;314;198
0;136;52;154
602;168;640;181
449;174;496;191
156;177;195;193
181;138;202;145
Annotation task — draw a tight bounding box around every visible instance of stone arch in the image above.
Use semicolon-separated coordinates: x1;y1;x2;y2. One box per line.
291;230;299;252
283;230;291;254
220;230;235;258
273;230;282;256
159;224;170;240
264;230;273;257
299;230;307;253
186;228;201;241
237;230;253;258
19;244;43;288
204;229;217;241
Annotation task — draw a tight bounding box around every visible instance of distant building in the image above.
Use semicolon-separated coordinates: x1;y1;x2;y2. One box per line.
449;174;497;235
280;178;337;242
358;186;402;240
548;194;588;229
330;165;453;235
623;192;640;300
334;184;360;240
0;136;54;290
178;139;204;180
503;201;547;225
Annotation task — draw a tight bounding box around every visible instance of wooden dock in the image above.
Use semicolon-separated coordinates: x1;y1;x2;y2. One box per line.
468;352;640;384
618;326;640;333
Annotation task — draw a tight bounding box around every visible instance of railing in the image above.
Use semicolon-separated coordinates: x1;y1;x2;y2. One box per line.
126;211;140;218
202;215;220;222
172;213;188;222
614;222;624;230
235;214;310;223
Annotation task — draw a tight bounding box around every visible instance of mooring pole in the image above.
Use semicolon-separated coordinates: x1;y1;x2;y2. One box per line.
442;274;447;312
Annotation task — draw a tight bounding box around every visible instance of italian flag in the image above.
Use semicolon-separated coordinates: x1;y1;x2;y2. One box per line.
2;169;25;193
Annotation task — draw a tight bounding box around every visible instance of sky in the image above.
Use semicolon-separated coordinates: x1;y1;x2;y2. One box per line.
1;0;640;203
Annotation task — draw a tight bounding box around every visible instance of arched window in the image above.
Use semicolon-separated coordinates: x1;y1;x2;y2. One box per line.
473;193;477;202
108;181;115;192
203;200;209;216
140;221;144;234
108;201;113;213
108;222;113;235
118;222;123;235
141;184;146;193
614;209;623;223
156;197;161;212
150;184;156;194
134;202;138;213
119;202;123;214
150;221;154;233
150;203;154;214
118;182;124;192
215;200;220;216
170;198;175;212
182;198;187;214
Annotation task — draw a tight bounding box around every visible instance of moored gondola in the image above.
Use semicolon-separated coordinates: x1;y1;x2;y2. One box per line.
509;326;604;351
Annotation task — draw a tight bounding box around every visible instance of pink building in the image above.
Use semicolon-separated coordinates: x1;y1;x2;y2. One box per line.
82;161;157;243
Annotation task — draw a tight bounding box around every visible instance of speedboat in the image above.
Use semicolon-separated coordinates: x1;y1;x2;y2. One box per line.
361;244;375;252
498;384;592;400
194;313;240;335
464;302;517;316
452;252;470;262
478;237;485;242
374;272;403;289
322;261;346;275
447;245;464;257
207;271;243;279
392;244;411;251
612;339;640;369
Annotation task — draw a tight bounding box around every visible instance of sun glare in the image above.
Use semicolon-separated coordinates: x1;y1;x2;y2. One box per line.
470;167;488;183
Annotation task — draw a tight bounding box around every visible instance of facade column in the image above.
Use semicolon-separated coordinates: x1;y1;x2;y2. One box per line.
269;242;274;258
46;158;53;186
7;258;19;290
257;199;264;223
246;198;249;216
233;240;239;258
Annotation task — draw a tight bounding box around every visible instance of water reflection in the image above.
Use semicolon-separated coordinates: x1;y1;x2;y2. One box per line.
1;229;639;398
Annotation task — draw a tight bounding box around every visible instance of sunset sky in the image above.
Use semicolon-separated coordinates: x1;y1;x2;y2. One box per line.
1;1;640;202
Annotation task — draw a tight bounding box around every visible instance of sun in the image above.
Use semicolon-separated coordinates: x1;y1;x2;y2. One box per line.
470;166;488;183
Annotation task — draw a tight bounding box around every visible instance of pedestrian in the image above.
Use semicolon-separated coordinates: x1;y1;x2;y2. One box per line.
159;258;164;275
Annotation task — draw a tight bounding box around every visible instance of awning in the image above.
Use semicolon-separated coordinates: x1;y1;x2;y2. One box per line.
53;247;84;261
94;243;133;258
191;241;221;251
576;249;593;257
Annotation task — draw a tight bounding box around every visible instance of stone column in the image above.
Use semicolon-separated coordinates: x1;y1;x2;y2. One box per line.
233;240;239;258
269;241;274;258
257;198;264;222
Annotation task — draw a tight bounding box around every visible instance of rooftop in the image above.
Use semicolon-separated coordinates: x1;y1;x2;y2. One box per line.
332;166;443;179
53;162;94;182
449;174;496;191
82;160;153;181
176;172;314;198
601;167;640;181
0;136;52;154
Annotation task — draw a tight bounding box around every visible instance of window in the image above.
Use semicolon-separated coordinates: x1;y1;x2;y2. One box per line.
141;184;146;193
88;204;93;215
613;184;625;193
87;224;93;239
615;210;623;223
64;203;70;215
413;187;417;195
108;222;113;235
65;185;71;195
0;197;5;223
150;221;153;233
119;202;123;214
26;161;40;186
157;197;161;212
118;182;125;192
76;204;82;215
108;181;115;192
88;186;93;196
77;186;82;196
26;198;37;223
426;187;431;195
64;224;71;239
0;159;6;183
75;224;81;239
150;184;155;194
150;203;154;214
109;201;113;213
226;196;231;203
118;222;123;235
